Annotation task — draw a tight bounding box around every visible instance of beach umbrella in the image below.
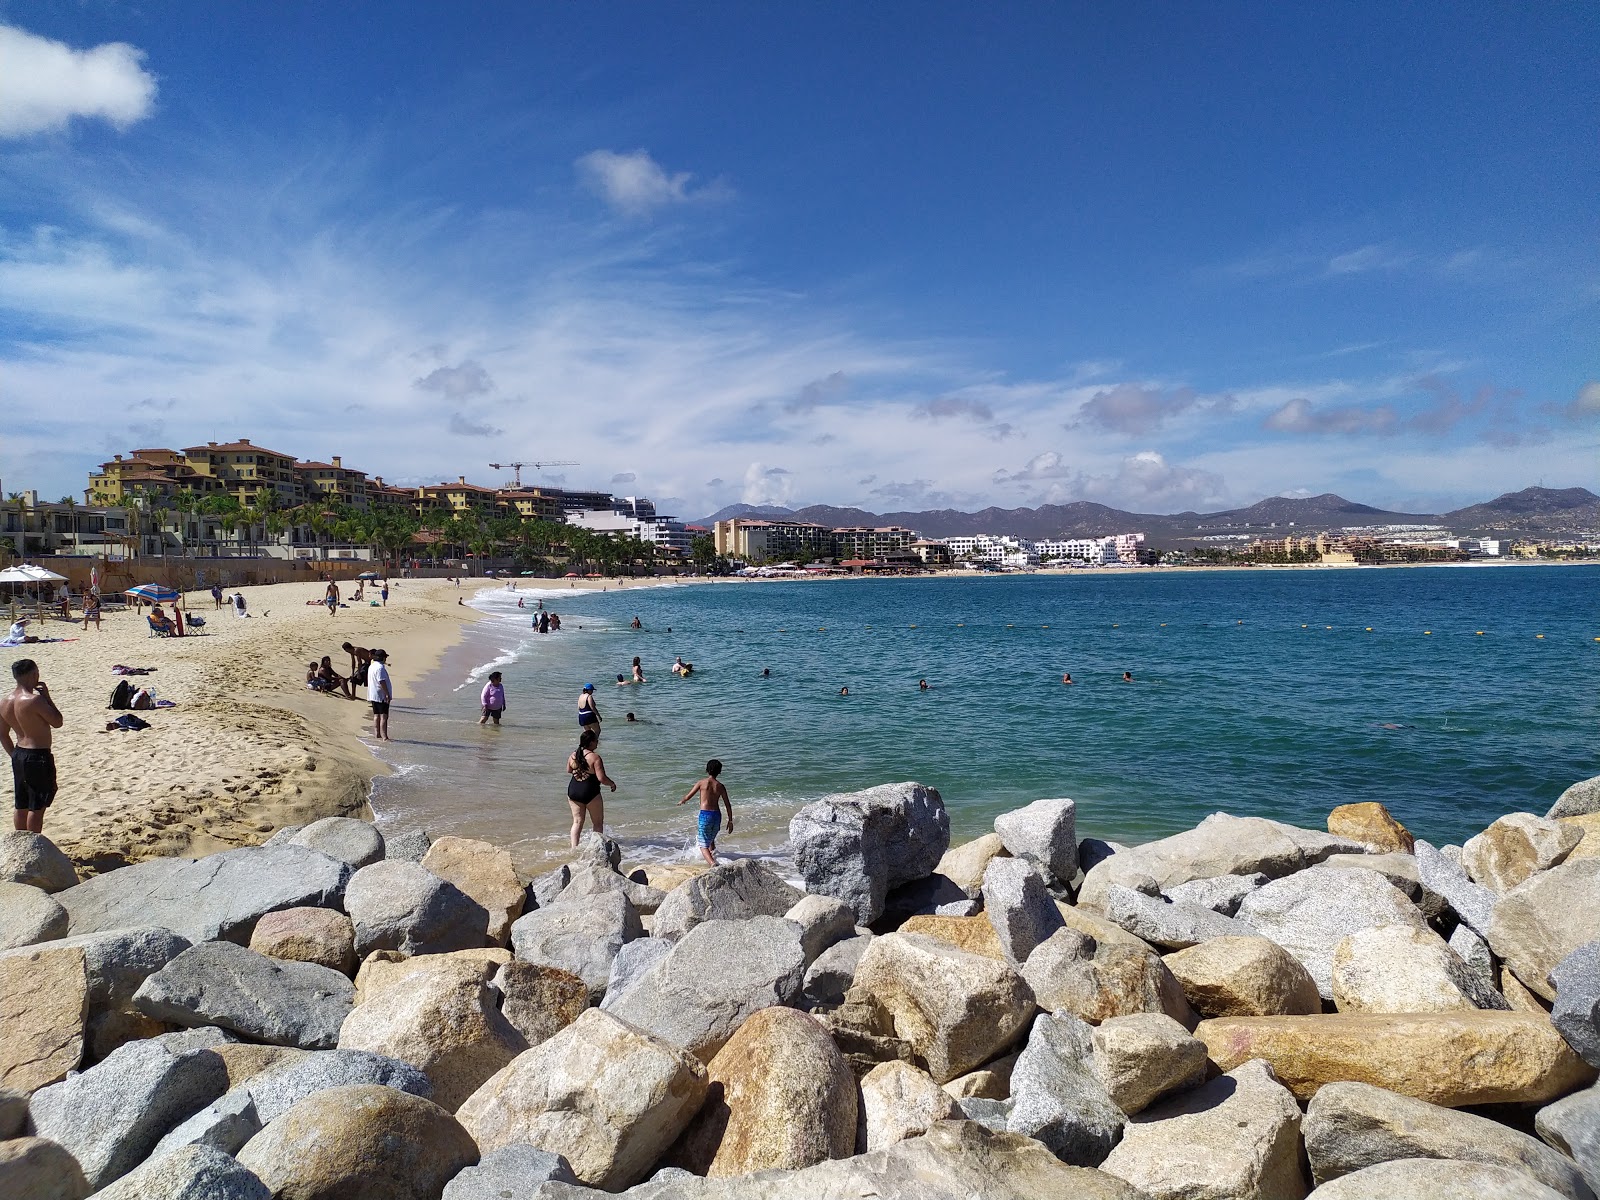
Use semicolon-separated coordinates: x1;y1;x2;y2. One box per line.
0;567;37;584
126;583;180;603
357;571;381;580
5;564;67;583
519;571;536;576
563;572;580;578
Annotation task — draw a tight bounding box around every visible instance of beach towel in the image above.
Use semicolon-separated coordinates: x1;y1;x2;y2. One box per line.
108;714;151;732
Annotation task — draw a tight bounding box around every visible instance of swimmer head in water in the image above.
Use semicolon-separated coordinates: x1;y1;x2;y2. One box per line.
1122;671;1133;683
1062;673;1072;684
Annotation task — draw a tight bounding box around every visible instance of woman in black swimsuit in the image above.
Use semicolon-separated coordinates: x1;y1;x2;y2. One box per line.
566;727;616;847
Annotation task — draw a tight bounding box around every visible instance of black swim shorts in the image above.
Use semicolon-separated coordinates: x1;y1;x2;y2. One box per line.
12;747;57;811
370;701;390;715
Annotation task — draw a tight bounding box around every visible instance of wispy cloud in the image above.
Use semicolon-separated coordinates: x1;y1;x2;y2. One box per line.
575;149;727;218
1325;244;1415;276
415;361;493;398
0;23;158;138
449;411;503;437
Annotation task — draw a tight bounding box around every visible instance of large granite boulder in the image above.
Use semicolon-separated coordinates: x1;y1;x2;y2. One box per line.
852;931;1035;1083
1235;865;1427;1000
1006;1011;1125;1166
57;845;350;945
1551;776;1600;821
1100;1058;1305;1200
1024;929;1196;1027
801;933;872;1010
556;860;667;916
0;1136;90;1200
134;941;354;1049
149;1088;261;1161
982;858;1064;963
1197;1011;1597;1105
667;1006;857;1176
1465;813;1584;894
354;946;510;1002
604;916;807;1061
228;1047;434;1123
1489;859;1600;1002
1305;1157;1570;1198
1163;935;1321;1017
858;1060;961;1151
599;938;673;1012
248;906;357;975
783;894;857;966
900;914;1006;960
1104;884;1256;949
936;833;1010;898
289;816;386;869
1090;1013;1207;1116
344;860;491;957
1164;872;1268;916
993;798;1078;886
788;782;951;924
1330;923;1508;1013
29;1030;230;1190
0;942;87;1092
422;836;527;943
442;1144;578;1198
650;860;803;941
0;881;68;950
1304;1080;1593;1198
0;830;78;892
237;1084;478;1200
456;1008;709;1191
1537;1081;1600;1196
91;1144;269;1200
493;960;590;1047
511;889;643;1001
338;955;529;1112
1553;941;1600;1068
1328;802;1414;854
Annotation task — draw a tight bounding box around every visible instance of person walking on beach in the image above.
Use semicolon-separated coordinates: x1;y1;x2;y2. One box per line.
566;727;615;846
679;759;732;866
2;659;63;834
577;683;600;739
369;649;393;740
325;581;340;616
81;592;101;632
211;583;224;609
380;582;389;606
480;671;505;725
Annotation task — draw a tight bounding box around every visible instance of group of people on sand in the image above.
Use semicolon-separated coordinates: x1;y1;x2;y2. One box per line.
306;641;392;739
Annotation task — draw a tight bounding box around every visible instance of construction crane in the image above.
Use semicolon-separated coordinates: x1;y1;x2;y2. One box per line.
489;461;578;489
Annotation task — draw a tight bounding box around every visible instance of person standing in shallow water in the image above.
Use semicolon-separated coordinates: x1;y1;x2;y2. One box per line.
680;759;732;866
566;728;616;847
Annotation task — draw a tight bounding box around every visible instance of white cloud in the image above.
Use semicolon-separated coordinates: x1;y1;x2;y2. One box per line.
1326;244;1415;275
993;451;1070;484
415;361;493;398
575;149;724;217
0;24;157;138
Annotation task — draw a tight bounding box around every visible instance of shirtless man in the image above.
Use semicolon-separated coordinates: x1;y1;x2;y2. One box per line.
1;659;64;833
342;641;371;684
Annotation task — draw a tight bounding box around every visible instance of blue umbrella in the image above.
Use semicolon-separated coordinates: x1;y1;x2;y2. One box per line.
126;583;180;603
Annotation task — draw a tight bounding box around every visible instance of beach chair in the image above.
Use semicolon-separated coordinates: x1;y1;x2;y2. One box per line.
147;615;175;638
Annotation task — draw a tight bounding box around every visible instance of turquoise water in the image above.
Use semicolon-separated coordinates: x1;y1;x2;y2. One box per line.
370;566;1600;873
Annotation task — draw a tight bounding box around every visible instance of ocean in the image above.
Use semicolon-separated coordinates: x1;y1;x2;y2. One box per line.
368;565;1600;874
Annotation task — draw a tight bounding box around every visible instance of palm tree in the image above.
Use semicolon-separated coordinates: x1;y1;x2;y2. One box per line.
57;495;79;556
5;493;27;560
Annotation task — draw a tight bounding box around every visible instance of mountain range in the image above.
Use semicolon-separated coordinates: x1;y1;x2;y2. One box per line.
690;486;1600;546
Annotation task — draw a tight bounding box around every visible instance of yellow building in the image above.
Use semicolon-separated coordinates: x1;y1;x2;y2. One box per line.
295;455;369;508
496;489;566;522
418;476;500;513
87;449;208;505
178;439;303;507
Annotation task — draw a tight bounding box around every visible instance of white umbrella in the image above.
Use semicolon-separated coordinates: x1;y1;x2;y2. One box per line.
0;567;36;584
18;564;67;583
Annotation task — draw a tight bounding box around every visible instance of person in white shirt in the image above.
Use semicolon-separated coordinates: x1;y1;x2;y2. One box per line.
368;649;393;741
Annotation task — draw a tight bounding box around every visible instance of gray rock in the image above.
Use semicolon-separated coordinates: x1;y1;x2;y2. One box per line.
288;817;386;869
1449;922;1499;995
1163;872;1268;916
1416;839;1497;935
604;916;806;1061
57;846;350;945
1078;838;1128;878
149;1091;261;1161
1304;1080;1593;1199
28;1031;230;1190
559;861;666;916
0;830;78;892
134;942;354;1049
1551;776;1600;820
511;888;643;1001
1322;852;1422;897
1488;859;1600;1002
960;1096;1013;1132
1305;1157;1569;1199
1006;1011;1125;1166
0;1086;25;1137
877;873;974;929
1537;1081;1600;1195
993;798;1079;886
382;828;433;863
784;894;859;965
90;1144;270;1200
344;860;490;957
0;880;68;950
981;858;1064;964
1104;884;1256;949
802;934;873;1009
1553;941;1600;1068
234;1048;433;1123
650;860;802;942
260;824;305;847
599;937;673;1012
528;864;571;910
788;782;951;924
935;898;982;917
1235;864;1428;1000
443;1143;578;1198
573;831;624;872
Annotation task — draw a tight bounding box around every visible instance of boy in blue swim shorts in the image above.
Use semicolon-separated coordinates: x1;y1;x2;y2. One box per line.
679;758;732;866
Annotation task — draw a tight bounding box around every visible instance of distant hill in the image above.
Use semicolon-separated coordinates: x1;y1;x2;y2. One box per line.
692;485;1600;544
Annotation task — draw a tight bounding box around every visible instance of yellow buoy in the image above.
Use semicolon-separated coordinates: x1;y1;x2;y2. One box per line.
1536;633;1544;639
1366;627;1373;632
1301;624;1307;628
1006;624;1014;628
1424;631;1432;635
1042;624;1049;628
1325;625;1332;630
1476;631;1484;635
907;625;916;629
1112;623;1119;628
1161;623;1168;627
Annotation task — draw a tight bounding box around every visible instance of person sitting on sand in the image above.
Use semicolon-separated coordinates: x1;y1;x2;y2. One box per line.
632;657;645;684
566;727;615;847
318;656;355;699
7;620;38;644
232;592;248;618
306;662;327;691
679;759;733;867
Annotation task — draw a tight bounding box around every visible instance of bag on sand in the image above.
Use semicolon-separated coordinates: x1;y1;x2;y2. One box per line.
108;680;134;710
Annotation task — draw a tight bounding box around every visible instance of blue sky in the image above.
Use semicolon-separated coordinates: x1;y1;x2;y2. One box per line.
1;3;1595;519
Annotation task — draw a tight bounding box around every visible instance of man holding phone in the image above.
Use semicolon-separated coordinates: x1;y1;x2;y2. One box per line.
1;659;64;833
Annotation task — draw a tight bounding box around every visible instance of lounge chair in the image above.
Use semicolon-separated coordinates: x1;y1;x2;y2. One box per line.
147;615;175;637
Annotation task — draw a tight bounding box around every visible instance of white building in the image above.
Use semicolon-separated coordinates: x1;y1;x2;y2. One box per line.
1036;537;1117;565
942;534;1039;568
1458;537;1504;557
567;508;693;557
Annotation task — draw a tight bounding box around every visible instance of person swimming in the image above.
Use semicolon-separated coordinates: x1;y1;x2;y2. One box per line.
632;657;645;684
1062;673;1073;684
761;667;770;678
839;686;849;696
630;616;642;629
626;712;637;722
918;679;930;690
1122;671;1133;683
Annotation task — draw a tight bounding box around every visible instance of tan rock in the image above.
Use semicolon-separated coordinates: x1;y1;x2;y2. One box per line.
1464;813;1583;894
669;1007;857;1176
1026;931;1196;1027
1164;936;1322;1018
353;946;511;1002
422;836;526;944
456;1008;708;1191
492;960;589;1047
1500;968;1551;1014
936;833;1011;896
0;944;87;1093
1091;1013;1208;1115
1486;858;1600;1001
338;955;527;1112
249;907;357;975
899;914;1006;960
213;1043;306;1089
641;863;711;894
237;1083;478;1200
1330;924;1504;1014
0;1136;90;1200
1056;900;1154;948
852;932;1036;1083
1328;802;1415;853
859;1060;961;1150
941;1050;1018;1100
1558;813;1600;860
1197;1011;1597;1105
1304;1157;1571;1199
